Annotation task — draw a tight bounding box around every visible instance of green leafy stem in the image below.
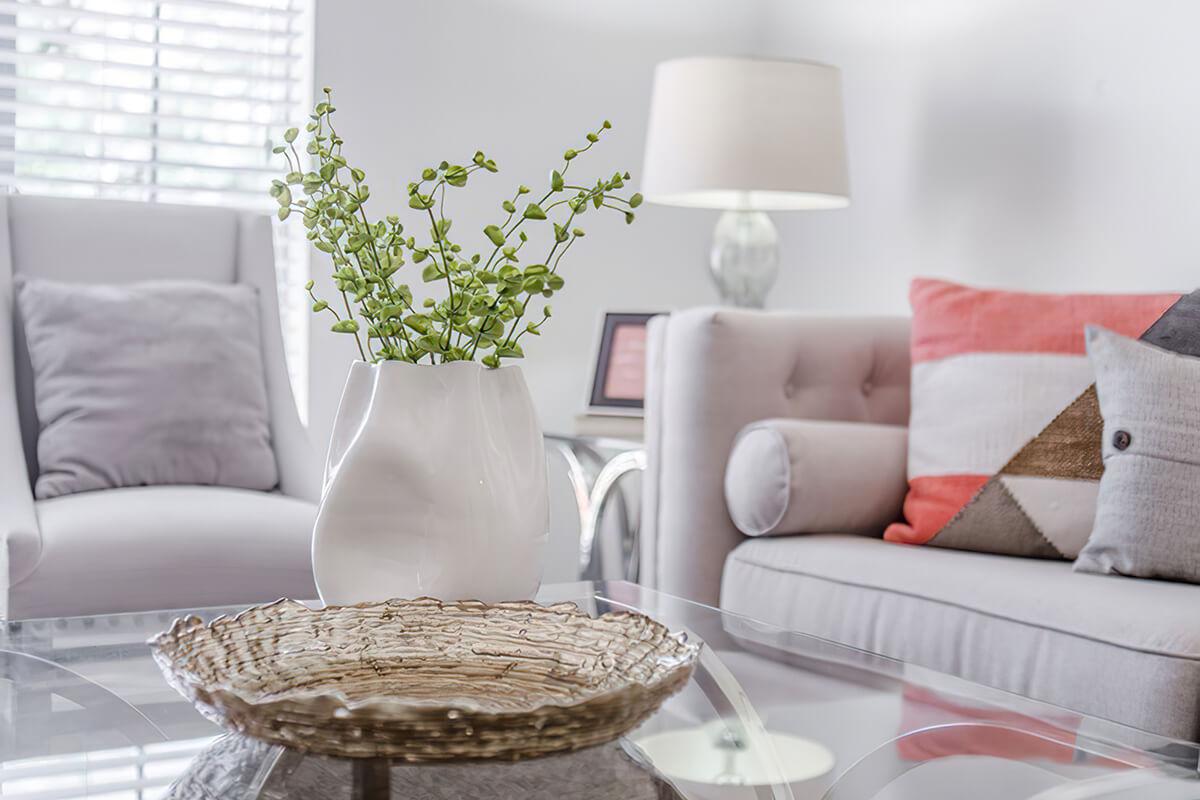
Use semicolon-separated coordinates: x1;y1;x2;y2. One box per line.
269;87;642;368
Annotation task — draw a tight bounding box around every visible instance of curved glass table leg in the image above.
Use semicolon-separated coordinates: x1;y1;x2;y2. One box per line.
821;722;1161;800
691;644;798;800
625;637;797;799
0;648;167;749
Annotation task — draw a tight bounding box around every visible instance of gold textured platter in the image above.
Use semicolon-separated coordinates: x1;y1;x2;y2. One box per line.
149;597;700;761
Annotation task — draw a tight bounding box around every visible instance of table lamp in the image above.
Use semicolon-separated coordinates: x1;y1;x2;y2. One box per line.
641;57;850;307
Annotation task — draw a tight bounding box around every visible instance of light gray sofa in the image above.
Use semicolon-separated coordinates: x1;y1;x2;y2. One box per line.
642;307;1200;741
0;196;321;619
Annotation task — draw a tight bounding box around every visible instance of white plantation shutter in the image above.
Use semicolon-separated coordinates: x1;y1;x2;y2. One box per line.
0;0;313;416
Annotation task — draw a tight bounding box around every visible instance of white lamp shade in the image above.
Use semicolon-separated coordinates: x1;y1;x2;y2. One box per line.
641;57;850;211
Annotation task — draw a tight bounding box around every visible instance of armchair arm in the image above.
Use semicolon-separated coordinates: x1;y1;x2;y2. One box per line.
642;308;910;605
724;418;907;537
1;469;40;607
0;243;41;607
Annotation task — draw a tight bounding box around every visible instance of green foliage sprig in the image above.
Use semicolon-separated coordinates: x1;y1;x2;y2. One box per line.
270;88;642;368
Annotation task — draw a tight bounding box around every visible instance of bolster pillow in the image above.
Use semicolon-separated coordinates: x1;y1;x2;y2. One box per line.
724;419;908;537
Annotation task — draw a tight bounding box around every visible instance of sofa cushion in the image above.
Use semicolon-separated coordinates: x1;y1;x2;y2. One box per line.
721;533;1200;739
885;279;1186;559
11;486;317;619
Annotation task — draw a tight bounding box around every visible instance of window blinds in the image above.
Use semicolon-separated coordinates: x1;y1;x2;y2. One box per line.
0;0;312;414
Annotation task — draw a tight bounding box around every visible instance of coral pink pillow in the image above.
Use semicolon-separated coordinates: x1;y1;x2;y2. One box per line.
884;278;1182;558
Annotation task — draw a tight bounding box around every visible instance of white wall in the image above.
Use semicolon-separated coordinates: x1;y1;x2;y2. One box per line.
760;0;1200;317
310;0;765;443
311;0;1200;440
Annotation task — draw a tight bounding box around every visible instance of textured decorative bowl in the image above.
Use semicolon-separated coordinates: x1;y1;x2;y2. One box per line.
149;598;700;761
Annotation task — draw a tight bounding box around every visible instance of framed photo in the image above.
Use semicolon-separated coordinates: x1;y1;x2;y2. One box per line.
587;312;662;415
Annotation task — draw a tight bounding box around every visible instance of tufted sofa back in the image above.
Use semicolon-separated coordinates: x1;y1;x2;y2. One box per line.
641;308;911;605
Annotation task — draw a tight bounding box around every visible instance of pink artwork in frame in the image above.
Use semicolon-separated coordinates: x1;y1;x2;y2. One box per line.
588;312;661;414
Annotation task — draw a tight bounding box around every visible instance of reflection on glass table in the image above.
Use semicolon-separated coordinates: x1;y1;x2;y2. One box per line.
1;581;1197;799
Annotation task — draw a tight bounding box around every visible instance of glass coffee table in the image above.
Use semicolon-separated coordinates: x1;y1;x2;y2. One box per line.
1;581;1196;799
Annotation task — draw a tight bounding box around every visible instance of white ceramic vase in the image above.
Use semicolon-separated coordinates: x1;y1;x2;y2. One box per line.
312;360;548;605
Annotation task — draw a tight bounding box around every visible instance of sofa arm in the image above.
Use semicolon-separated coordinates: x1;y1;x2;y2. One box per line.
642;308;910;605
724;419;907;537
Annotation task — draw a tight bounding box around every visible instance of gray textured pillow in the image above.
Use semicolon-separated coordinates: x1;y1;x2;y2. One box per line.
17;279;278;499
1074;326;1200;582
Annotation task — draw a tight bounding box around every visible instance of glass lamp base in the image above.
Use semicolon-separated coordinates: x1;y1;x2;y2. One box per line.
709;209;779;308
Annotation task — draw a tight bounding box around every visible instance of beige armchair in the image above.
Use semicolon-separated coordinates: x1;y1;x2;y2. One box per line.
0;195;320;619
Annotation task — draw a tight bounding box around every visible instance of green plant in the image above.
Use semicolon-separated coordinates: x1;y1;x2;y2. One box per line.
270;88;642;368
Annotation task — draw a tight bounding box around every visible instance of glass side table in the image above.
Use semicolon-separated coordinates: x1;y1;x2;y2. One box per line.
543;434;645;584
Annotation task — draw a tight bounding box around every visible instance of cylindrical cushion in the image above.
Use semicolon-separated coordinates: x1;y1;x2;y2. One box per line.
724;419;908;537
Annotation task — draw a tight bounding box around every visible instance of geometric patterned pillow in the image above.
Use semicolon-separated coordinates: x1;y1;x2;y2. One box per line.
883;278;1188;559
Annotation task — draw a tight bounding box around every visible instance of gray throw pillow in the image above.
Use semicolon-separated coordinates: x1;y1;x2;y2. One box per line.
17;279;279;499
1073;326;1200;582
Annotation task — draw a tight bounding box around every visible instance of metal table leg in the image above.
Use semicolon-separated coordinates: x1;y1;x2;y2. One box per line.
352;758;391;799
580;449;646;580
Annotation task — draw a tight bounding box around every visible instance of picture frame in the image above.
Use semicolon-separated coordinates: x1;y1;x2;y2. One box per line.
586;311;662;416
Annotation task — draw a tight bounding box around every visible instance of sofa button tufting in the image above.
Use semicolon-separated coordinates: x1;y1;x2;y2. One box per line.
862;380;873;396
1112;430;1132;451
783;383;795;398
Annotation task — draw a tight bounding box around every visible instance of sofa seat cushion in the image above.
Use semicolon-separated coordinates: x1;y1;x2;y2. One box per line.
11;486;317;619
721;533;1200;740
